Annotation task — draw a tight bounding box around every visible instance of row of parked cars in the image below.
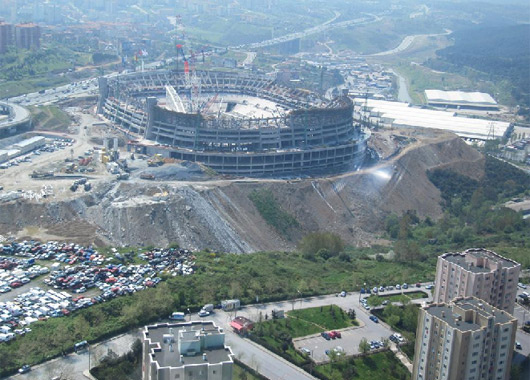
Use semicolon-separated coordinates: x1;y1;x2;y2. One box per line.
321;330;342;340
0;241;197;344
360;283;428;295
0;257;49;293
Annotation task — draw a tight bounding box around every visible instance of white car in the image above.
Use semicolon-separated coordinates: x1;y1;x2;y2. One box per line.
518;283;527;289
198;310;210;317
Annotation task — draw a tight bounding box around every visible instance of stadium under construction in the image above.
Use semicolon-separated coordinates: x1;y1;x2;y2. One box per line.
97;70;369;176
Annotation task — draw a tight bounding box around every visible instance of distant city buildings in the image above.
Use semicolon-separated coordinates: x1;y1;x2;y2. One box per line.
14;23;40;50
412;297;517;380
434;248;520;314
0;21;13;53
142;321;234;380
0;20;40;53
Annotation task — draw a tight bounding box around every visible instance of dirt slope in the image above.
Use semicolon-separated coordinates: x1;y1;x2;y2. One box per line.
0;132;485;253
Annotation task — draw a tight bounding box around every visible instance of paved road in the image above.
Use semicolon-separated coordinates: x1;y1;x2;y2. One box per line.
7;331;140;380
3;287;429;380
369;29;452;57
236;13;381;50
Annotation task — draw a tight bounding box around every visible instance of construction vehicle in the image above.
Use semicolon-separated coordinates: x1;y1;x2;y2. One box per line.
147;154;164;167
140;173;155;180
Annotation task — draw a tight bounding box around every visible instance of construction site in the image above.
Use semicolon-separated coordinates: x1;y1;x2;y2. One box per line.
98;70;369;176
0;91;486;253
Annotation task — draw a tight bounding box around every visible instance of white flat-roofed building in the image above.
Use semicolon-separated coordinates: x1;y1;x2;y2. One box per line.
434;248;520;314
12;136;45;154
425;90;499;110
353;98;509;140
412;297;517;380
143;321;234;380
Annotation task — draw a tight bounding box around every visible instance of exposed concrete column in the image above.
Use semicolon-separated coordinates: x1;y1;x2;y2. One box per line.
145;97;158;139
97;77;109;114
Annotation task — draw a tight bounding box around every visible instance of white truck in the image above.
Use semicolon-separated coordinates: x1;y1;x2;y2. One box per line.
221;299;240;311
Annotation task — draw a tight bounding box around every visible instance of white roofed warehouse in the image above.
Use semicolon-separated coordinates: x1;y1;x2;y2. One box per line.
353;98;509;140
425;90;499;110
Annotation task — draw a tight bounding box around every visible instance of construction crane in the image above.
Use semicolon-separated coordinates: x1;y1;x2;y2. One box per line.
201;93;219;114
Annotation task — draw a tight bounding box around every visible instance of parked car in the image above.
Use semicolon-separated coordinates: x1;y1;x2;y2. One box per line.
321;332;330;340
515;341;522;350
331;330;341;338
198;310;210;317
18;365;30;374
369;315;379;323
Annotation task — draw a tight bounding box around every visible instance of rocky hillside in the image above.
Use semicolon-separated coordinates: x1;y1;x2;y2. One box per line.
0;132;484;253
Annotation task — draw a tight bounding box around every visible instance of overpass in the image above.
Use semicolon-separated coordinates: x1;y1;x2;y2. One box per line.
0;101;32;138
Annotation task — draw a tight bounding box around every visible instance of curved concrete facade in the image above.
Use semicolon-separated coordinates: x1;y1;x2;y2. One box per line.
99;70;368;176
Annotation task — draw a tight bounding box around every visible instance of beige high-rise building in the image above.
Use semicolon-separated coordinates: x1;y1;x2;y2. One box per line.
412;297;517;380
434;248;520;314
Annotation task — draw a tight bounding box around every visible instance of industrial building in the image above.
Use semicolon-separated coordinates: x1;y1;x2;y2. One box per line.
353;98;510;140
142;321;234;380
433;248;521;314
412;297;517;380
425;90;499;110
98;70;369;176
0;135;44;163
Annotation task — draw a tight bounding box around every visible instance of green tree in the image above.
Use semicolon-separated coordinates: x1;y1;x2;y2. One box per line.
359;338;370;354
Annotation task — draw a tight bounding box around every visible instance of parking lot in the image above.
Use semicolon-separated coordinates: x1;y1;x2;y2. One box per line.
0;240;196;344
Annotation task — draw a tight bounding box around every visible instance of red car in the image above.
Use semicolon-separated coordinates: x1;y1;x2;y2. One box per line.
328;331;338;339
10;281;23;288
332;331;341;338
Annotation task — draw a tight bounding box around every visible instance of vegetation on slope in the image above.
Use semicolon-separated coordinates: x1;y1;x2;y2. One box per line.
249;189;299;238
29;105;72;132
426;24;530;117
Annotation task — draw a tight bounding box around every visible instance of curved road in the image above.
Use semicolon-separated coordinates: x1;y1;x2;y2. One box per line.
236;13;381;50
369;29;452;57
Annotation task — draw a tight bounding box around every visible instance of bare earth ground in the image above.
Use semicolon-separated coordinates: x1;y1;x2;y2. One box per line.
0;105;485;252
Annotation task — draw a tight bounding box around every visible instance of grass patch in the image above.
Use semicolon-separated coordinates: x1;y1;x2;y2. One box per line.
366;291;428;307
251;318;312;366
288;305;355;330
372;304;419;342
233;361;265;380
248;189;299;238
314;350;410;380
29;105;72;132
400;341;415;362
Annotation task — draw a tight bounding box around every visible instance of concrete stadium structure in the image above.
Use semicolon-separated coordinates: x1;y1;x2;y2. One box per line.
98;70;369;176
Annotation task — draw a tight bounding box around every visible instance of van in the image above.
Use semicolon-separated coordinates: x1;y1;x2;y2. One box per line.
74;340;88;352
202;304;214;313
169;312;186;321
